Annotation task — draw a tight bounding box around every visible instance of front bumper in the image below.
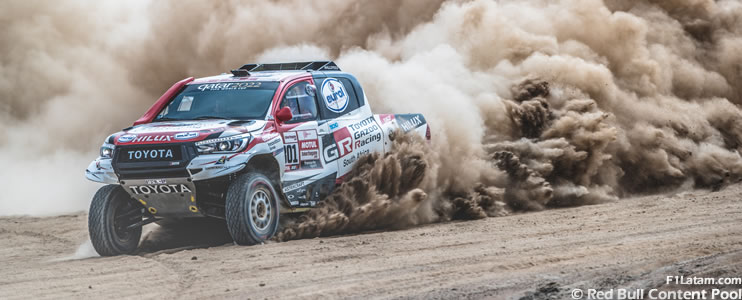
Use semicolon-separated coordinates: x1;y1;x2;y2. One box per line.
85;152;250;184
85;152;250;218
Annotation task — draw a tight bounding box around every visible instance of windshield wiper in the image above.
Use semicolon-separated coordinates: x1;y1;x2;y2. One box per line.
153;117;181;122
193;116;235;120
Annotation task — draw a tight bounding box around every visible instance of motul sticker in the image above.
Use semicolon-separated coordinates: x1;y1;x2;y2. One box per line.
299;140;318;150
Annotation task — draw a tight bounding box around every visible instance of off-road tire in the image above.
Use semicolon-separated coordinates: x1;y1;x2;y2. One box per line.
88;185;143;256
226;172;280;245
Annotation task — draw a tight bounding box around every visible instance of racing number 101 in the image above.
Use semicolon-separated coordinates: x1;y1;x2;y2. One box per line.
285;144;298;164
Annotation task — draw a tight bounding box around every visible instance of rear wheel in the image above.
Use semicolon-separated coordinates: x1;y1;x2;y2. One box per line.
88;185;143;256
225;172;280;245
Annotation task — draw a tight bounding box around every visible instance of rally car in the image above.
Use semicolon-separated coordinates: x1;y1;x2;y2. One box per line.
85;61;430;256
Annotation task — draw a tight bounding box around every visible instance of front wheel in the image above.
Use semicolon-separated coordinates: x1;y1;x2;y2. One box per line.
225;172;280;245
88;185;143;256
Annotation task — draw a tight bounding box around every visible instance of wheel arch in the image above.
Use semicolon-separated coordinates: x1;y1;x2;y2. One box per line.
243;154;281;184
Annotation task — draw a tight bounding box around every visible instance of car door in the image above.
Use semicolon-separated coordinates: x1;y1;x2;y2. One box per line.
313;75;384;180
275;79;336;208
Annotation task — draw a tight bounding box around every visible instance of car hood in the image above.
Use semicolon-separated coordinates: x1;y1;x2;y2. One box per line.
113;119;267;145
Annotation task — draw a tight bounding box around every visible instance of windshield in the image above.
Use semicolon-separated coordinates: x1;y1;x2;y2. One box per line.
154;81;279;121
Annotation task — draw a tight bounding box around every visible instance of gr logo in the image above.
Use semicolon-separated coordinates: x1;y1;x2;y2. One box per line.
322;134;339;163
332;127;353;158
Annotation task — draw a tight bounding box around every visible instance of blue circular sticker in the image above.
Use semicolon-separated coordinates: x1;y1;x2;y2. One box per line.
321;78;349;113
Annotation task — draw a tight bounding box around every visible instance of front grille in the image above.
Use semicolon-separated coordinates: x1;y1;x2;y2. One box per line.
117;145;183;163
113;143;197;180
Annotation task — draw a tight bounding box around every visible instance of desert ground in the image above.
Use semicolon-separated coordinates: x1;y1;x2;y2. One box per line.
1;184;741;299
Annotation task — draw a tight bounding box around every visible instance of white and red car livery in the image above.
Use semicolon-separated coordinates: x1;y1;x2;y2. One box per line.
85;61;430;255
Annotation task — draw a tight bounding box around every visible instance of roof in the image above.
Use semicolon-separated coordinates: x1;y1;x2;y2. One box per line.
189;71;309;84
189;61;345;85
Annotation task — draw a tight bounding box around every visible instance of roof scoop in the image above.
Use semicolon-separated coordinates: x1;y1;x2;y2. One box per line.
230;69;250;77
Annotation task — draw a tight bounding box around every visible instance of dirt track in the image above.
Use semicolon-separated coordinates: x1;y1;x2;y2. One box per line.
1;184;741;299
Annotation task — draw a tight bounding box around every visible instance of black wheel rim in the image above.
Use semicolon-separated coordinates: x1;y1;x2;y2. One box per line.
112;193;142;243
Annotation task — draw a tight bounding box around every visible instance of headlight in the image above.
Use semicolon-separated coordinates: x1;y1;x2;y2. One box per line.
100;145;114;158
195;133;251;154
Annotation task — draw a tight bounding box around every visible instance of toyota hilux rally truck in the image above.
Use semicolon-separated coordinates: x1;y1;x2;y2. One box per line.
85;61;430;256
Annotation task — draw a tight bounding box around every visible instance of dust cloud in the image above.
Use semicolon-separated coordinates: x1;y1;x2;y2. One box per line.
1;0;741;240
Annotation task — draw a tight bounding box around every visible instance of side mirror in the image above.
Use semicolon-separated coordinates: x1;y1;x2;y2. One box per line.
276;107;293;123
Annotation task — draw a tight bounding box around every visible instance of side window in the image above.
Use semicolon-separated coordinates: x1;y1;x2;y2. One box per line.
280;81;318;123
317;77;361;120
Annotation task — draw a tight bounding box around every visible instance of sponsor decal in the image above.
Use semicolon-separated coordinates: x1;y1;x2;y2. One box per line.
298;130;318;141
178;96;194;111
194;133;249;146
301;160;322;169
396;114;426;132
348;116;377;132
129;122;225;134
300;150;320;160
329;122;339;130
379;114;394;124
322;134;339;163
262;132;279;141
196;82;261;91
130;184;192;195
145;179;167;185
174;132;199;140
355;131;382;149
215;156;227;165
127;149;174;160
305;84;317;97
343;148;370;168
118;134;137;143
133;135;172;143
300;140;318;150
267;136;282;151
283;132;298;143
332;127;353;158
352;123;380;140
283;181;306;193
321;78;349;113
